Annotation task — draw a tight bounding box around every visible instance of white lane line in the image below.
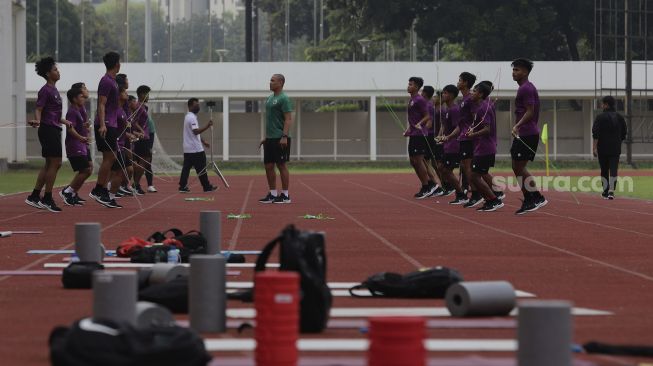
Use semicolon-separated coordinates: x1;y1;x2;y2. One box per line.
44;262;279;269
228;179;254;251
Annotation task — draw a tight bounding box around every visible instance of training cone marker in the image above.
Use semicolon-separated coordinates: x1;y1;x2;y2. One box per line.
200;211;221;254
255;271;300;366
189;255;226;333
518;300;572;366
445;281;516;317
92;271;137;325
367;317;426;366
75;223;104;262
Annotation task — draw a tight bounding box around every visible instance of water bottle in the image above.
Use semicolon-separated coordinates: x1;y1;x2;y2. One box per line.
167;245;180;264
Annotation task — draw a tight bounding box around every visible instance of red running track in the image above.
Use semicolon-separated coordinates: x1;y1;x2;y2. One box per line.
0;172;652;365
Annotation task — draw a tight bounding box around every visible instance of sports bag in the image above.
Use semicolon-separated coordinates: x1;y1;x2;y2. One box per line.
49;318;211;366
253;224;332;333
62;262;106;289
348;266;463;298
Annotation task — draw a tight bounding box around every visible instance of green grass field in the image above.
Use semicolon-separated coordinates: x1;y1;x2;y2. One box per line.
2;160;652;200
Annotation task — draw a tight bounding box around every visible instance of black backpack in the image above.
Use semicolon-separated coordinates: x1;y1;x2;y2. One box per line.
62;262;106;289
49;318;211;366
253;224;332;333
348;266;463;298
138;277;189;314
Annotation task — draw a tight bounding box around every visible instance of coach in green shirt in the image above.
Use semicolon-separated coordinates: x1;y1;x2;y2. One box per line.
258;74;294;204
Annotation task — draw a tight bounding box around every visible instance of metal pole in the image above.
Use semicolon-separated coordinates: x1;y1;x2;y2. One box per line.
168;1;172;62
81;1;85;62
208;0;212;62
625;0;634;166
55;0;59;61
145;0;152;62
319;0;324;42
285;0;290;61
124;0;129;62
313;0;317;47
36;0;40;57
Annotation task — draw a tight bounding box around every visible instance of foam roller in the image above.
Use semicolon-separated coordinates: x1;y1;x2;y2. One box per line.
445;281;516;317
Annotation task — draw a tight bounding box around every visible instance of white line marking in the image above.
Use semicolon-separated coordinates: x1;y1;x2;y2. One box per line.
353;180;653;282
44;262;279;269
551;196;653;217
228;179;254;251
300;180;424;268
223;288;533;298
225;306;611;319
203;338;519;352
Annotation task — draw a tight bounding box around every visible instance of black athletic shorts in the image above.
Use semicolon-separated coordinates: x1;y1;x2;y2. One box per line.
134;139;151;157
472;154;496;174
95;126;119;153
69;153;91;172
443;153;461;169
408;136;429;157
148;133;155;150
264;137;291;164
511;134;539;161
459;140;474;160
38;124;62;158
425;136;444;161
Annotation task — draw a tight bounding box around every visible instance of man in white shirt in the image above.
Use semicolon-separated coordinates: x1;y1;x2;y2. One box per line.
178;98;217;193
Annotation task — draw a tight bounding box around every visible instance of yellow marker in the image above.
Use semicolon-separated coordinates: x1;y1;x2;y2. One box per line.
541;123;549;177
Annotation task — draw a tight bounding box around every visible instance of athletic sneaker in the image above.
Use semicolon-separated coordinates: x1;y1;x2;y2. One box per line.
441;187;456;197
75;196;86;204
258;193;276;204
607;191;615;200
25;195;43;209
477;199;504;212
431;186;445;197
133;185;145;196
105;199;123;209
602;191;609;199
179;186;191;193
114;191;125;198
147;186;158;193
89;188;111;205
533;194;548;209
40;198;62;213
73;196;84;206
494;190;506;200
59;189;76;206
449;192;469;205
463;196;484;208
118;186;133;196
515;200;537;215
203;185;218;192
273;193;291;204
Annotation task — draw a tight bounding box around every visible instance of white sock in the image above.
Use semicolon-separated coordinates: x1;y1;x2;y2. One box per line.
282;190;289;196
107;182;112;190
109;193;116;200
64;186;74;194
270;190;278;196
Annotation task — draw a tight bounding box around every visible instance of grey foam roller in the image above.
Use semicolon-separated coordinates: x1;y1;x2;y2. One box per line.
518;300;572;366
189;254;226;333
136;301;175;329
149;263;189;285
75;223;102;262
445;281;516;317
200;211;221;254
93;271;137;325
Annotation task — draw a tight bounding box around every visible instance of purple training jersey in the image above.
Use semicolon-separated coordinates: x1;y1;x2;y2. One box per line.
36;84;62;128
471;99;497;156
457;93;475;142
442;104;461;154
406;94;429;137
95;74;119;128
135;103;150;138
514;81;540;137
65;105;88;157
117;105;129;148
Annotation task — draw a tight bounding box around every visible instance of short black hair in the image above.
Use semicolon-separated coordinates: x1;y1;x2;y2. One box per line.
602;95;616;109
459;72;476;89
442;84;459;98
422;85;435;99
103;51;120;69
71;82;85;90
409;77;424;89
116;74;128;89
479;80;494;91
511;58;534;73
273;74;285;86
473;82;492;99
35;57;56;79
66;87;83;104
137;85;151;98
187;98;199;108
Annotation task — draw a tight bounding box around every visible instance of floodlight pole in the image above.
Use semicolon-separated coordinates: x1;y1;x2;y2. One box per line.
624;0;634;167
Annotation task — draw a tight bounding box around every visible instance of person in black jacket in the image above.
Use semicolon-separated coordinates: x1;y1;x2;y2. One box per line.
592;96;627;200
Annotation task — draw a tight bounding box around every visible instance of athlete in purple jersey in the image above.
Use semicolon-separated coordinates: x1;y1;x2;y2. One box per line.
60;86;92;207
437;84;468;205
405;77;435;199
